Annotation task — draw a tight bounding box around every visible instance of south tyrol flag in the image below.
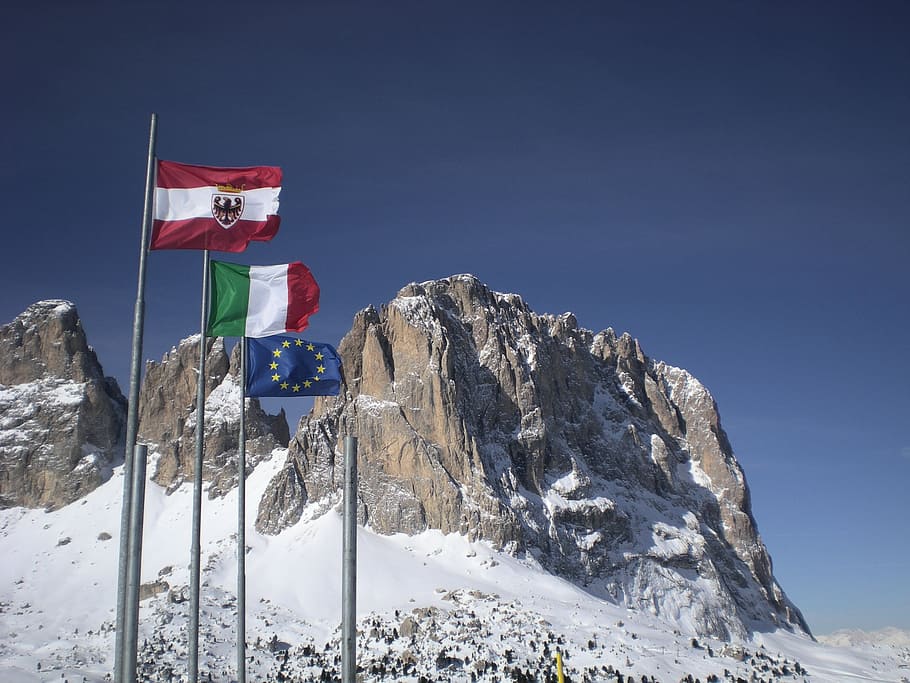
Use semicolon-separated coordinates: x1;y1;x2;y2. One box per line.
245;336;342;397
151;160;281;252
207;260;320;338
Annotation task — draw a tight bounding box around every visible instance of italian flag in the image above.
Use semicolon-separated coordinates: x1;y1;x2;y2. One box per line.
207;261;320;338
151;160;282;252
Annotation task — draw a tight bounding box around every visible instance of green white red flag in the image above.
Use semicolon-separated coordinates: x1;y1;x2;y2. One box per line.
151;160;281;252
206;260;320;338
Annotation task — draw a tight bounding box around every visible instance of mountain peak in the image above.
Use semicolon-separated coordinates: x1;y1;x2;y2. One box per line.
0;299;104;385
258;275;809;639
20;298;77;317
0;300;125;510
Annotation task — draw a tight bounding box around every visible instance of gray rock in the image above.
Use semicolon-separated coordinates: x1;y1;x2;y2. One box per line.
139;580;169;601
0;300;126;510
168;585;189;604
399;616;419;637
257;274;809;640
0;300;107;386
138;336;290;497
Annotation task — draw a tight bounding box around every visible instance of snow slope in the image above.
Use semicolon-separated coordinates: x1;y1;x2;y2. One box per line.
1;451;908;682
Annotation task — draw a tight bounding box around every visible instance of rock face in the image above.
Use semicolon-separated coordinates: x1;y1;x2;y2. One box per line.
138;336;290;497
257;274;809;640
0;300;126;509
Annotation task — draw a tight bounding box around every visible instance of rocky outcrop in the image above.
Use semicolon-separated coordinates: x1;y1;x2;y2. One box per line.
256;274;808;639
0;300;126;509
138;336;289;497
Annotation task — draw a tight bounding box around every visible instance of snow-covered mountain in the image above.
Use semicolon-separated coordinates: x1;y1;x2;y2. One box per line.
137;335;289;498
0;300;125;510
818;628;910;651
261;275;803;640
2;288;909;682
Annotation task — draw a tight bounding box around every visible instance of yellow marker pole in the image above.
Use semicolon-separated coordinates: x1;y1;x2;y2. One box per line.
556;650;565;683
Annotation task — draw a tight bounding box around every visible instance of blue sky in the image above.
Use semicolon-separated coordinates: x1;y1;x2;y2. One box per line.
2;2;907;635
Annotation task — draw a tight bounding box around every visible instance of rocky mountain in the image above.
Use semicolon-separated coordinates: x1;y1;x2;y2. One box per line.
0;299;290;510
7;287;910;682
257;274;809;640
138;336;290;498
0;300;126;510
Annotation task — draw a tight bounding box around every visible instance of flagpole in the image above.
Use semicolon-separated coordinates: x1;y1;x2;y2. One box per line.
341;435;358;683
115;112;157;683
189;249;211;683
123;444;148;683
237;337;248;683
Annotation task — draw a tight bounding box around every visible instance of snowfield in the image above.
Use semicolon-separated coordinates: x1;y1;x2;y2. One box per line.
1;451;908;682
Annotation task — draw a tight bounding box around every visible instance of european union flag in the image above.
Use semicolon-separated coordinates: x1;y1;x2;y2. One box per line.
245;335;342;397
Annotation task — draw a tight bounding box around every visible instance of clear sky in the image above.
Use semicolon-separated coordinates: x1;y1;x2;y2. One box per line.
2;2;907;635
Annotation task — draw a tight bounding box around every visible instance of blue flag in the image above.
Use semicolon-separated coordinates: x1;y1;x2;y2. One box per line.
245;335;342;397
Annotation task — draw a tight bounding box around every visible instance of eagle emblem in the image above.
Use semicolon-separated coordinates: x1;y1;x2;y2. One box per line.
211;193;245;229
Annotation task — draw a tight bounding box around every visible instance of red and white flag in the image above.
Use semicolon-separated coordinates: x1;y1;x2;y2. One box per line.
150;160;282;252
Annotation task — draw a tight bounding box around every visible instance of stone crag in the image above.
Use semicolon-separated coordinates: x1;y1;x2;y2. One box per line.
138;336;290;498
257;274;809;639
0;283;810;642
0;300;290;509
0;300;126;510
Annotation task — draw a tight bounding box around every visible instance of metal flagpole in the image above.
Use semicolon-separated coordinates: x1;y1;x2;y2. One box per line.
341;436;358;683
189;249;211;683
123;444;148;683
237;338;248;683
115;112;157;683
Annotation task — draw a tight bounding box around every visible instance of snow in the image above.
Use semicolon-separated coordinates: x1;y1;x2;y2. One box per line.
543;489;615;518
616;370;642;406
0;380;101;463
2;454;909;681
183;375;244;431
354;394;401;417
651;361;707;407
550;469;586;496
390;295;442;336
14;300;74;326
0;378;86;410
649;521;698;560
680;455;714;489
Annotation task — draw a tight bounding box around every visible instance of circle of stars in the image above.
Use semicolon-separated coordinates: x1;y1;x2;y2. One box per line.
269;339;328;392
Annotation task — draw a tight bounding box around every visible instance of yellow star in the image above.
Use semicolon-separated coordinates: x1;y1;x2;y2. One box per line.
316;365;326;374
313;375;320;382
292;384;301;392
295;339;303;347
280;382;289;390
282;340;291;348
269;361;279;370
271;373;280;382
306;343;315;351
303;380;312;388
272;349;281;358
315;352;324;360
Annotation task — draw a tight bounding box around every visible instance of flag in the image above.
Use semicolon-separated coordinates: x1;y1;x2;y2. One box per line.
151;160;281;252
207;260;320;337
245;336;342;397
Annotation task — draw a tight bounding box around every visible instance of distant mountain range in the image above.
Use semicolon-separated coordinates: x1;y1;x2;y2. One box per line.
818;628;910;649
